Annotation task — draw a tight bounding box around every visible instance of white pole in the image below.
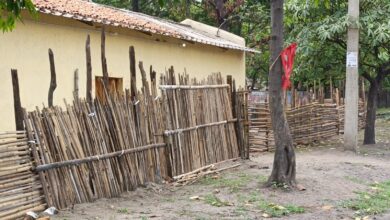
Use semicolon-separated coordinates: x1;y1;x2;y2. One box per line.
344;0;360;151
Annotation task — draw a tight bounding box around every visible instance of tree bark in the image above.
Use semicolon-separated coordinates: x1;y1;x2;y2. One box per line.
86;35;92;103
48;49;57;107
363;80;378;144
267;0;296;187
11;69;24;131
185;0;191;18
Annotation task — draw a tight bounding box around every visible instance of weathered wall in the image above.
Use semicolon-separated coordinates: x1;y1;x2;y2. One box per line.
0;13;245;131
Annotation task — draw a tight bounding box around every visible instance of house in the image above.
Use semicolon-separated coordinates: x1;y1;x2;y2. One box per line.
0;0;258;131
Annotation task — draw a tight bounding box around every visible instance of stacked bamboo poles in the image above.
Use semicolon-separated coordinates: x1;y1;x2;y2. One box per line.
338;101;366;133
248;101;366;152
0;131;46;220
25;66;168;209
160;70;239;176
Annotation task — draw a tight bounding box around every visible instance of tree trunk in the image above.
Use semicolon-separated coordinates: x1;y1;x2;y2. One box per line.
267;0;296;187
214;0;227;30
363;81;379;144
132;0;139;12
185;0;191;18
251;74;256;90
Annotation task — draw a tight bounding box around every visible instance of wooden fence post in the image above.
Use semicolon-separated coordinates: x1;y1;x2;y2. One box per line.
129;46;136;101
11;69;24;130
86;35;92;103
74;69;79;100
101;26;109;89
48;49;57;107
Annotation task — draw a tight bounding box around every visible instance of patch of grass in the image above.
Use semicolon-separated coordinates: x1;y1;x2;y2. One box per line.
117;208;128;214
256;175;268;183
258;201;305;217
204;194;230;207
238;192;305;217
200;173;252;192
343;180;390;217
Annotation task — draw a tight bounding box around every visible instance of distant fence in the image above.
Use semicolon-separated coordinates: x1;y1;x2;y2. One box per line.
378;90;390;108
248;92;365;152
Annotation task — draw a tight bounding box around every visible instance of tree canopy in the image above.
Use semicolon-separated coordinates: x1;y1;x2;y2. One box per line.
0;0;36;32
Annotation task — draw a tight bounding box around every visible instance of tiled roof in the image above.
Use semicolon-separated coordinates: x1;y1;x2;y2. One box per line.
32;0;259;53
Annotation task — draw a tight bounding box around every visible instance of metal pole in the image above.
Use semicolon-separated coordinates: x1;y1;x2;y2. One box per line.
344;0;360;151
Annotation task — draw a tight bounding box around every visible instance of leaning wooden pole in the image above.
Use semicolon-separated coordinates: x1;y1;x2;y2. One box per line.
101;27;109;89
129;46;137;101
11;69;24;131
48;49;57;107
86;35;92;103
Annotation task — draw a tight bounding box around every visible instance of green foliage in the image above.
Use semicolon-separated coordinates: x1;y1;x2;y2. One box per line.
286;0;390;87
0;0;36;32
93;0;268;87
343;181;390;217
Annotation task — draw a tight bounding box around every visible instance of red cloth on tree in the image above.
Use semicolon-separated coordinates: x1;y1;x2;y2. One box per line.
280;43;297;90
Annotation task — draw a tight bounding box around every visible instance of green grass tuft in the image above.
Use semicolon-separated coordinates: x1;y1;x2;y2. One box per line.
343;180;390;217
200;174;252;192
238;192;305;217
117;208;129;214
204;194;230;207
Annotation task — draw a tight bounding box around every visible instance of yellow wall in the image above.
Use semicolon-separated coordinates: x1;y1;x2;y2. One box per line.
0;13;245;131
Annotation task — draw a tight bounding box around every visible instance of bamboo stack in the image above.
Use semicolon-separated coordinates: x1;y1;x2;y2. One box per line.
160;70;239;176
0;131;46;220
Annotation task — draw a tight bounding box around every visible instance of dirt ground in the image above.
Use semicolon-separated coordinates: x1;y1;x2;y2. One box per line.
53;119;390;220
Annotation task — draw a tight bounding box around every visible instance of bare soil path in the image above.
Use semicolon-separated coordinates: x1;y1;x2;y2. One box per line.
53;119;390;220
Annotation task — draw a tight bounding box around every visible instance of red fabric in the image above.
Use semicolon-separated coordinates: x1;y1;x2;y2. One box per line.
280;43;297;90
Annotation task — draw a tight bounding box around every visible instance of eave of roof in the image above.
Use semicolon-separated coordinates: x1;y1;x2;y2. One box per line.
32;0;260;53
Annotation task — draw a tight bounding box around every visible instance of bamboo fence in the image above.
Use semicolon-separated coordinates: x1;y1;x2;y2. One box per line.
23;66;169;209
0;131;46;220
248;101;366;152
160;69;240;176
14;70;243;210
2;29;246;216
